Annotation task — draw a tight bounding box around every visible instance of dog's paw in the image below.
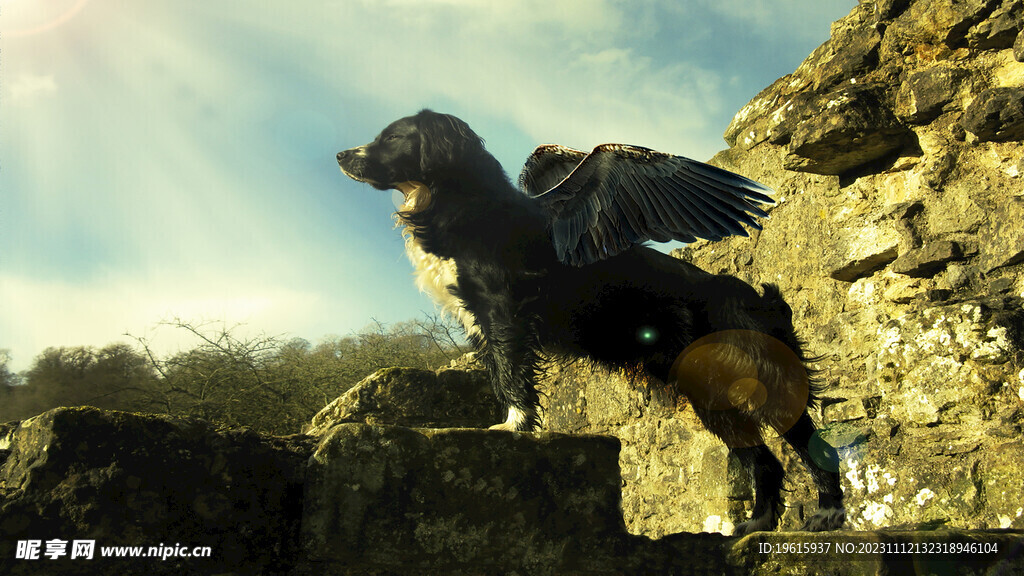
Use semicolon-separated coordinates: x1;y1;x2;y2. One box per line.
487;421;539;432
732;514;778;537
489;406;538;431
800;507;846;532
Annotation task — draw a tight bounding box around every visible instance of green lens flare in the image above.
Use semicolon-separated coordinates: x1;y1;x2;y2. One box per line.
636;325;660;345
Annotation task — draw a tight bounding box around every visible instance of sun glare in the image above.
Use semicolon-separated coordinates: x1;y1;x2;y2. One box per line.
1;0;90;38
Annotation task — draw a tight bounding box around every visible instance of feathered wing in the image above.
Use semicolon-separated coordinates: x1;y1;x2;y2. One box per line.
518;144;588;197
520;144;775;266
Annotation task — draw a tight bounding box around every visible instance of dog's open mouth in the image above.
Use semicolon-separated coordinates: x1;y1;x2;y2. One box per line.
394;181;432;213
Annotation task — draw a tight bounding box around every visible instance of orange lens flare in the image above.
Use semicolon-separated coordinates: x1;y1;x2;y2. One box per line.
669;330;810;448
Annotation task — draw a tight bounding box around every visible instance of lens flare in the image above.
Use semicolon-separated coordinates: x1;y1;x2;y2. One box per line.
808;429;841;473
635;325;660;345
2;0;90;38
727;377;768;411
668;330;810;448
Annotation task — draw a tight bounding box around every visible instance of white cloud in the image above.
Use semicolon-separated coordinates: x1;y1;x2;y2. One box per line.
285;0;732;159
7;74;58;106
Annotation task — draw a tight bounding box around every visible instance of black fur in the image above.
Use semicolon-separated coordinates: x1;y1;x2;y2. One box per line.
337;109;844;535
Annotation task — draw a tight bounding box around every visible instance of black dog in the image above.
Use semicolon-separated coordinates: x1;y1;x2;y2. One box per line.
337;109;844;534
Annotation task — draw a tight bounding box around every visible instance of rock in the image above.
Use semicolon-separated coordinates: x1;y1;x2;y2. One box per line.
980;209;1024;272
0;407;313;575
302;423;643;575
988;276;1015;293
808;18;882;92
723;76;793;149
6;404;1020;574
306;365;501;434
682;0;1024;537
891;240;963;276
784;85;915;175
884;277;926;303
723;4;883;151
827;222;901;282
961;87;1024;142
966;0;1024;49
540;359;735;537
887;0;1004;49
824;398;868;422
895;65;971;123
1015;28;1024;61
875;302;1021;418
875;0;913;20
937;263;973;290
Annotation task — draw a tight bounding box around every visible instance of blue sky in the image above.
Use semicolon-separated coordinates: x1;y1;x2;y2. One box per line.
0;0;854;372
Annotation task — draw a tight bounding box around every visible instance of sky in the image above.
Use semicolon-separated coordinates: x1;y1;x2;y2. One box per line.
0;0;855;373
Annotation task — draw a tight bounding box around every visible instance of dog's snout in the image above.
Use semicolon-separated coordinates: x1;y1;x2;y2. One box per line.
337;146;369;165
337;148;359;164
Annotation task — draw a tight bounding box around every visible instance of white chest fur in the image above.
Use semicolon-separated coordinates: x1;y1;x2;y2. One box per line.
392;180;482;340
404;234;482;340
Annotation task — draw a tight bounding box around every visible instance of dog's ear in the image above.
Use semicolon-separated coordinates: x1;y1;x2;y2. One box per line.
416;110;484;174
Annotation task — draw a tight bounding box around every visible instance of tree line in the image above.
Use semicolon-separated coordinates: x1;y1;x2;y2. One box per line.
0;315;469;435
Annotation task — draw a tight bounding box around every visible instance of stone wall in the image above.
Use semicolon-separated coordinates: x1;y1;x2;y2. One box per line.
517;0;1024;539
672;0;1024;533
4;396;1019;575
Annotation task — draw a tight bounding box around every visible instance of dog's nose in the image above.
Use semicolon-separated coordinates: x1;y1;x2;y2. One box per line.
338;147;365;164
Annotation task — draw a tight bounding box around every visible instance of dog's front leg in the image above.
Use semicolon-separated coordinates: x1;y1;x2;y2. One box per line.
476;311;543;432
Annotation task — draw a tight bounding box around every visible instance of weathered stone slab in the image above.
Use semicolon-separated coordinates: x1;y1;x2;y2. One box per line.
961;87;1024;142
0;407;313;575
827;223;901;282
895;65;971;124
891;241;963;276
784;85;915;175
306;365;499;435
885;0;1004;48
966;0;1024;49
302;423;631;575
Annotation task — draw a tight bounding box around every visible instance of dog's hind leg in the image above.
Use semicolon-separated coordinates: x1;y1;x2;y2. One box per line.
730;443;785;536
782;411;846;531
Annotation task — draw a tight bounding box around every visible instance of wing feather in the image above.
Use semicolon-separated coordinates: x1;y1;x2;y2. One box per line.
522;143;774;266
518;144;589;198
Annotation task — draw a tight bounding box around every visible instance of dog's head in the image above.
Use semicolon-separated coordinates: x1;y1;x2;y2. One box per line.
337;109;485;191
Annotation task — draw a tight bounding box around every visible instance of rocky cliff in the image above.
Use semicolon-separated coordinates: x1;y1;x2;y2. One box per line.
688;0;1024;533
533;0;1024;538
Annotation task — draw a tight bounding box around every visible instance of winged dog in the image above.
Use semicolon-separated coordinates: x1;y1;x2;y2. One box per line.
337;109;844;535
